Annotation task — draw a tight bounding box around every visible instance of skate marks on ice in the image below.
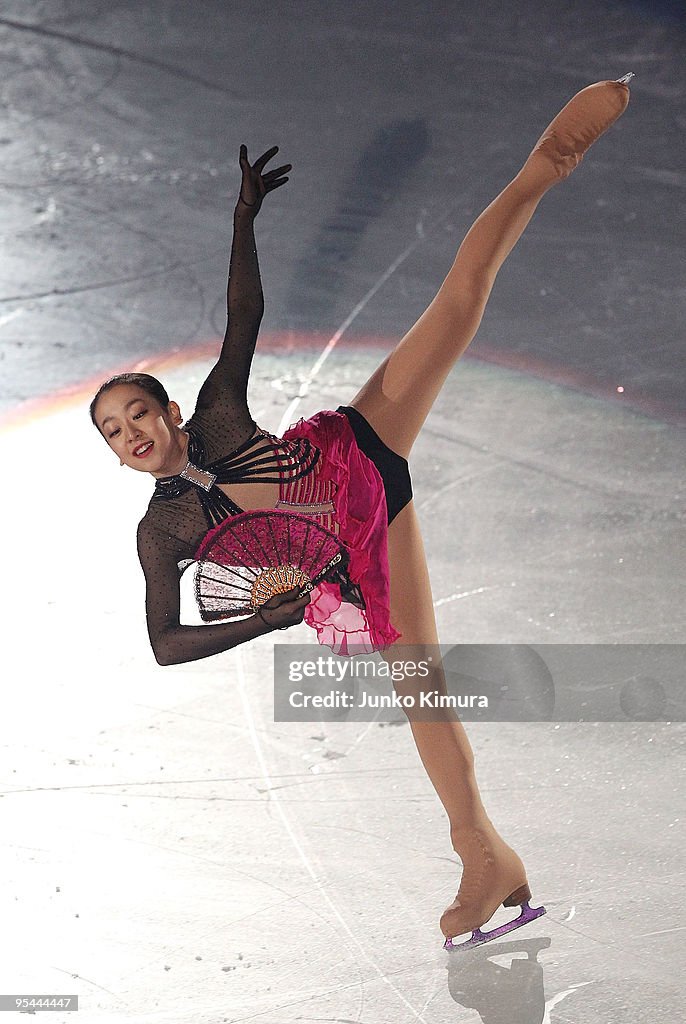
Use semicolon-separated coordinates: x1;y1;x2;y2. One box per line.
543;981;595;1024
234;647;435;1024
275;233;425;437
415;364;685;645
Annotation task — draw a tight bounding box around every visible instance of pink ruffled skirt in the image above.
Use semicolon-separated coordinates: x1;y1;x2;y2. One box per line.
281;409;401;655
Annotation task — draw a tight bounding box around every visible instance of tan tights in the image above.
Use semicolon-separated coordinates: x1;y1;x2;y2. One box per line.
349;161;554;460
346;77;631;936
347;149;561;906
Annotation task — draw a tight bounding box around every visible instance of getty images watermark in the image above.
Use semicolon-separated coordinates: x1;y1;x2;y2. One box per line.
273;644;685;722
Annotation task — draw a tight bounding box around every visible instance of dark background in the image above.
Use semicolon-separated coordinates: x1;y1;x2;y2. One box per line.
1;0;684;421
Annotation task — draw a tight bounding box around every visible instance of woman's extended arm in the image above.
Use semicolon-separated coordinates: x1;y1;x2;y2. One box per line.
195;146;291;411
137;518;308;666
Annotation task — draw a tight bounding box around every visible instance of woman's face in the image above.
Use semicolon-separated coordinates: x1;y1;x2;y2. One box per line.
94;383;186;477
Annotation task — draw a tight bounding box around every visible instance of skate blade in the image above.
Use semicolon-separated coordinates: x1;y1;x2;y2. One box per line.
443;901;546;952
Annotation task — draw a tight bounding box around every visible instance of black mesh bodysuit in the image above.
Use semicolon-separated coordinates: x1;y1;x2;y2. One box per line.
135;205;296;666
135;205;410;665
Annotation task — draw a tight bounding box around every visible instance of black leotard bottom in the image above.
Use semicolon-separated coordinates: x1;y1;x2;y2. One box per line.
336;405;413;526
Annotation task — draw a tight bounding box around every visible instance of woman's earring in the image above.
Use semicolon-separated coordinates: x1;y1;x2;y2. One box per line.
120;459;124;466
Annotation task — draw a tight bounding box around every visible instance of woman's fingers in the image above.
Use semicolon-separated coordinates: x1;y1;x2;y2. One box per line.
263;586;302;608
264;176;289;193
284;586;309;606
252;145;280;173
236;147;289;211
262;163;292;180
240;146;287;175
259;585;310;630
262;163;291;193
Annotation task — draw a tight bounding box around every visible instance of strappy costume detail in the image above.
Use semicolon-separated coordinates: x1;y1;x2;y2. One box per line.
151;423;322;529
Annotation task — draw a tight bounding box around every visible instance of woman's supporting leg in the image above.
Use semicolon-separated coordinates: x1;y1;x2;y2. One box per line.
381;500;491;835
380;499;531;939
349;79;631;458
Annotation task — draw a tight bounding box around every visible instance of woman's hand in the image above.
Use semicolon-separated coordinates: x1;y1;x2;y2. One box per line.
256;586;310;631
238;145;291;216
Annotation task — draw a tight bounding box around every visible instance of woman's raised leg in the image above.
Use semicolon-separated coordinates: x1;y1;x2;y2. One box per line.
349;79;631;458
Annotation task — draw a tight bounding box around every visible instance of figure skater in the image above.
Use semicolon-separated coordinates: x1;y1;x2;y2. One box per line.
90;77;633;949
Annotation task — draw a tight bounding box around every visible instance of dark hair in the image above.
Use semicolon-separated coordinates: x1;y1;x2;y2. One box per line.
89;372;170;434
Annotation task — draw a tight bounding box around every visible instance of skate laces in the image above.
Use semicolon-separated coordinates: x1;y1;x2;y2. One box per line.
452;829;498;908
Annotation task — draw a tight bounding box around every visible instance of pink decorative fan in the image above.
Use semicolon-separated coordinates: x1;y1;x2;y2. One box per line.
194;509;351;622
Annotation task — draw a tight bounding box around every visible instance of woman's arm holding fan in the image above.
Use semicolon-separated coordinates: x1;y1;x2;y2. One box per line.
136;518;308;666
